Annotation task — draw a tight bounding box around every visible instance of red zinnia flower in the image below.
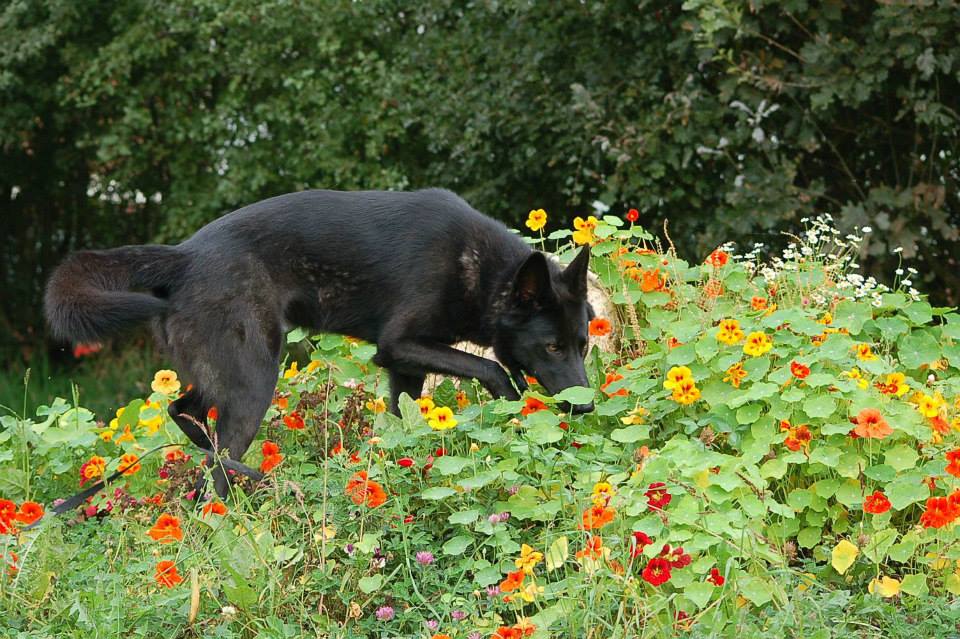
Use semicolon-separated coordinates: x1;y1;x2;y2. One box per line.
863;491;891;515
641;557;673;586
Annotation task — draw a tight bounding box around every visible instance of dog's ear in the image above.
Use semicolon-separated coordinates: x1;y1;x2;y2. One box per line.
562;246;590;299
512;252;555;306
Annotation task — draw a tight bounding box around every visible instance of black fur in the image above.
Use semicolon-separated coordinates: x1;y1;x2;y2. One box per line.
44;189;594;497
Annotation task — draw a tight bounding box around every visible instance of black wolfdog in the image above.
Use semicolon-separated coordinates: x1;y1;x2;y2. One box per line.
45;189;595;497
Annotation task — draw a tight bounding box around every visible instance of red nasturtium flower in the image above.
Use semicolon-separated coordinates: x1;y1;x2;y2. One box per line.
706;249;729;268
397;457;415;468
147;514;184;544
589;317;612;337
13;501;44;526
853;408;893;439
641;557;673;586
660;544;691;568
946;450;960;478
920;494;960;529
0;499;17;535
261;440;283;473
283;411;306;430
626;208;639;223
521;397;548;416
154;560;183;588
863;491;891;515
781;420;813;452
345;471;387;508
630;531;654;558
707;567;725;586
645;482;672;510
790;361;811;379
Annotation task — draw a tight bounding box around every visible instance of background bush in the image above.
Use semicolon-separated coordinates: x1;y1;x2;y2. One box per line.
2;0;958;365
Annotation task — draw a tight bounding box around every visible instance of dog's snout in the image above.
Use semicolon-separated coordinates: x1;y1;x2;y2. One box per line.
572;401;594;415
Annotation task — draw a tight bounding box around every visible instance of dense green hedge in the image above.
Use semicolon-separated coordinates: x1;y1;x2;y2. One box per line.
2;0;958;360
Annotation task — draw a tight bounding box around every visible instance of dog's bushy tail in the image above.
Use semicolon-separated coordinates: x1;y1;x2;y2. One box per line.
44;244;189;343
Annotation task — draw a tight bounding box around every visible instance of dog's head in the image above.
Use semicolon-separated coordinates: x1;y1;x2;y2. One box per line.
494;246;595;414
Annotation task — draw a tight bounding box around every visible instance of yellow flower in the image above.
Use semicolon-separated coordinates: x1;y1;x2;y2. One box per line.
456;390;470;410
517;580;544;602
427;406;458;430
882;372;910;397
118;453;141;476
99;429;115;442
715;319;744;345
282;361;299;379
663;366;693;390
314;525;337;543
916;392;945;418
151;370;181;394
819;312;833;325
620;406;648;425
723;362;747;388
591;481;615;506
671;380;701;405
868;575;901;598
139;401;163;434
515;544;544;574
525;209;547;232
797;572;816;592
365;397;387;414
842;368;869;390
109;406;126;430
951;416;960;433
854;343;878;361
572;216;598;245
416;396;436;419
305;359;323;373
743;332;772;357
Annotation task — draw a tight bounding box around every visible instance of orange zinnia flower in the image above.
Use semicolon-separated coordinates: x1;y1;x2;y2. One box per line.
13;501;44;526
589;318;612;337
853;408;892;439
154;560;183;588
147;514;184;544
345;471;387;508
580;504;616;530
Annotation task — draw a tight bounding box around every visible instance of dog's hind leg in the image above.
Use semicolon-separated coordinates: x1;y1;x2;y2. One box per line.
388;370;426;414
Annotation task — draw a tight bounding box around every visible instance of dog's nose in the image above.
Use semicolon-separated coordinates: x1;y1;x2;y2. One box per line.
572;401;594;414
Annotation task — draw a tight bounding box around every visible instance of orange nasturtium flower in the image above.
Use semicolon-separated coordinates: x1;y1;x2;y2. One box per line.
640;268;666;293
945;450;960;478
706;249;729;268
147;514;184;544
601;373;627;397
521;397;548;416
781;420;812;452
670;379;701;405
202;501;228;517
724;362;747;388
575;535;606;561
345;471;387;508
790;361;810;380
751;296;768;311
853;408;893;439
743;331;772;357
589;317;612;337
118;453;141;476
283;411;307;429
863;491;892;515
854;343;878;361
79;455;107;486
260;440;284;473
13;501;44;526
715;319;744;345
920;493;960;529
499;569;526;593
580;504;616;530
154;560;183;588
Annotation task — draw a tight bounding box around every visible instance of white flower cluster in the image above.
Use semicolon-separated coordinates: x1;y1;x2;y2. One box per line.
721;213;921;304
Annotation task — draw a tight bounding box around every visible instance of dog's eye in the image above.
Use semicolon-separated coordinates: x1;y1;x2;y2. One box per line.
545;343;562;354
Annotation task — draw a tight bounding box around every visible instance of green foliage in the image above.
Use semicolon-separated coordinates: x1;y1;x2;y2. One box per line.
2;211;960;636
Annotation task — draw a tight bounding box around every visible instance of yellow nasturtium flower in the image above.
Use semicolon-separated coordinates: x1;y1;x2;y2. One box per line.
572;216;598;245
525;209;547;232
743;332;772;357
151;369;181;394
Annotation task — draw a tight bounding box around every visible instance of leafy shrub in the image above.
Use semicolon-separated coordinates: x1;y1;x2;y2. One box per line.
2;210;960;637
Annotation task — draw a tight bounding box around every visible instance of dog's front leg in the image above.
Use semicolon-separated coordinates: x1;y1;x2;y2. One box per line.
375;340;520;407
